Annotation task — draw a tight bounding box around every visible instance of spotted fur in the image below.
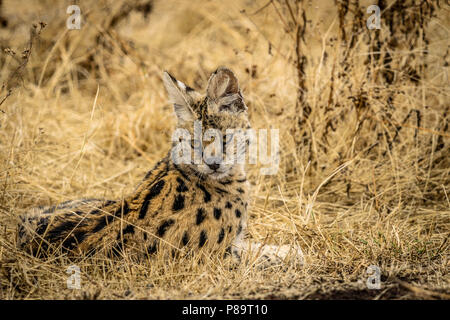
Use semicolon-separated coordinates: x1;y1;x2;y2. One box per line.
17;67;303;267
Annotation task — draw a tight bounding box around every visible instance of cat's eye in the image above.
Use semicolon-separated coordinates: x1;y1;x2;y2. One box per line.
220;104;232;111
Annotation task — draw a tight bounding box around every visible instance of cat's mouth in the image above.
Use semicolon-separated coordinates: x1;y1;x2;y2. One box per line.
189;164;233;181
208;170;231;180
204;165;232;180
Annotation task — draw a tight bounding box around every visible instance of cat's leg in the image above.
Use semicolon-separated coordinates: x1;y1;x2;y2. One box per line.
231;235;304;268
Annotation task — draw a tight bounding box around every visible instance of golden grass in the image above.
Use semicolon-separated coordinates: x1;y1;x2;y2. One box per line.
0;0;448;299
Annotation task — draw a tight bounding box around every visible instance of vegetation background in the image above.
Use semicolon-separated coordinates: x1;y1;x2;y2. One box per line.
0;0;448;299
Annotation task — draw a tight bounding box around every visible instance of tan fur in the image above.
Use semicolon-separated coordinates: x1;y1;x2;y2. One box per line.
18;67;303;266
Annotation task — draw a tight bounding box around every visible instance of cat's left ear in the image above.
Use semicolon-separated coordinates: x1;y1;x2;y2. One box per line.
206;67;246;112
206;67;240;101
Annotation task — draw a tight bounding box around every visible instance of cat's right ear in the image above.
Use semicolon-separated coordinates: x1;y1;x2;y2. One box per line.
163;71;195;124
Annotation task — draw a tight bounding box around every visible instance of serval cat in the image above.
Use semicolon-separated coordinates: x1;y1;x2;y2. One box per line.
18;67;304;267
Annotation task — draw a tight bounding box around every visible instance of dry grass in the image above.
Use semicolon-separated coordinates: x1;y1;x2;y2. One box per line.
0;0;449;299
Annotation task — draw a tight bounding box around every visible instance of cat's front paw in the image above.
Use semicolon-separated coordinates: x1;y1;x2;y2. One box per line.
256;243;304;268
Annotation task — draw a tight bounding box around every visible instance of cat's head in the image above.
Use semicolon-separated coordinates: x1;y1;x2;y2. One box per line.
163;67;250;180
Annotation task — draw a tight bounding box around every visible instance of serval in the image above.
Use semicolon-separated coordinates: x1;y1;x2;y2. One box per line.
18;67;304;267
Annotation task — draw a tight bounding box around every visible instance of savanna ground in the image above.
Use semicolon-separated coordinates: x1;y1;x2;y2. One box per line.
0;0;449;300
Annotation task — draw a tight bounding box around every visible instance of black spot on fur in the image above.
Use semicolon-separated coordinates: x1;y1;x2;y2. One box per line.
172;194;185;211
225;202;232;209
92;201;129;233
237;188;245;194
236;224;242;236
93;215;114;233
157;183;172;212
228;225;233;233
199;230;207;248
42;199;106;214
89;209;101;215
157;219;175;237
196;183;211;203
174;164;191;181
116;225;135;240
182;231;189;246
142;161;169;188
116;201;130;217
144;170;153;180
196;208;207;225
62;230;88;250
144;159;166;179
102;200;118;207
44;219;82;242
176;177;188;192
215;187;228;194
235;209;241;218
146;242;158;255
213;208;222;220
139;180;165;219
41;205;57;215
217;228;225;244
35;217;50;236
123;225;135;235
232;248;241;261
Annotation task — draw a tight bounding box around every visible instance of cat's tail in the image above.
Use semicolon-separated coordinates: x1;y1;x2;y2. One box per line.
17;199;116;256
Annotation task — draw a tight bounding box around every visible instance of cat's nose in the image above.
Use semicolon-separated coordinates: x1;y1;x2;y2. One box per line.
207;163;220;171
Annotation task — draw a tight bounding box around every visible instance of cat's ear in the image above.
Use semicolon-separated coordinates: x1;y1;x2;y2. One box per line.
163;71;196;123
206;67;240;101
